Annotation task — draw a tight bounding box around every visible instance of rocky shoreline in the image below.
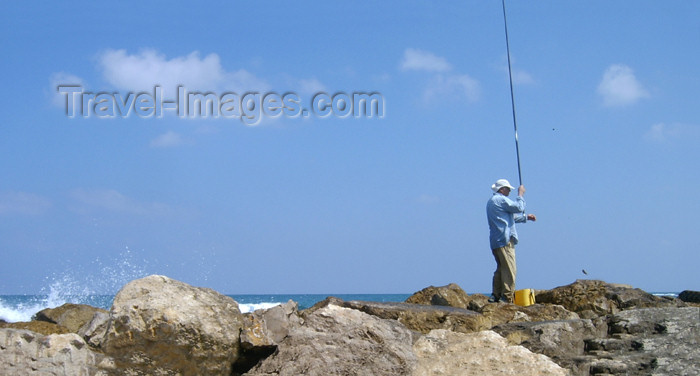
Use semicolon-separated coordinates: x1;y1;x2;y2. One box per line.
1;276;698;375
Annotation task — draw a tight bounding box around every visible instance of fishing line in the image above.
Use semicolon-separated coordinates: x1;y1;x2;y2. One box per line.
501;0;523;186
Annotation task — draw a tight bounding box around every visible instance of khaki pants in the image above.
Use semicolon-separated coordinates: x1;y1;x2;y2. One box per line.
492;239;516;302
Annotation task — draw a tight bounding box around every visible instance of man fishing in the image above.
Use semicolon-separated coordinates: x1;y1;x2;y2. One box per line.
487;179;536;303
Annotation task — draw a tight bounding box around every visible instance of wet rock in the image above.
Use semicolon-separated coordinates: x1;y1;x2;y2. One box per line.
101;275;244;376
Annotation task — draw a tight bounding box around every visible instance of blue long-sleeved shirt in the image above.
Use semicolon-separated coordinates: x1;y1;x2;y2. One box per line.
487;193;527;249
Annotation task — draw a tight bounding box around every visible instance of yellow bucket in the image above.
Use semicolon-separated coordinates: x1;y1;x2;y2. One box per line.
514;289;536;307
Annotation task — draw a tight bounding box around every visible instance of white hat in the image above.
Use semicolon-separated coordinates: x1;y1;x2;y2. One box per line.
491;179;515;193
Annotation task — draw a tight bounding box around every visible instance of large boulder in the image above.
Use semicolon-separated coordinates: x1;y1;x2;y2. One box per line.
536;280;682;318
678;290;700;303
405;283;472;308
101;275;244;376
0;328;108;375
34;303;108;333
245;303;417;376
413;329;570;376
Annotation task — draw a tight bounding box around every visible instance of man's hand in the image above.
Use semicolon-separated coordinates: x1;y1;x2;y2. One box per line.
518;185;526;196
527;214;537;222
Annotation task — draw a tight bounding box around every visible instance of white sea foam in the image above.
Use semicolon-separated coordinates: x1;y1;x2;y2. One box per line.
0;276;100;323
238;302;282;314
0;299;45;323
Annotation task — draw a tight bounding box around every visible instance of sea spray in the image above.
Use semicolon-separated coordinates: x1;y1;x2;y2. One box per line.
0;247;150;322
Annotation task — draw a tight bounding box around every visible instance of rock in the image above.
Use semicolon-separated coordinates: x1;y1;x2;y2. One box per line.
0;328;108;375
245;303;417;376
405;283;472;308
101;275;244;376
78;310;110;348
466;293;491;311
318;298;491;334
478;302;580;327
325;297;579;335
536;280;682;317
235;300;302;374
34;303;108;333
413;329;570;376
493;318;607;375
678;290;700;303
600;307;699;376
0;320;70;336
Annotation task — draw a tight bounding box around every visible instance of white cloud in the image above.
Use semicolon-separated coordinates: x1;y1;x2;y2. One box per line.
70;188;170;216
400;48;453;73
511;69;535;85
597;64;649;107
0;191;51;216
400;48;480;103
97;49;268;93
150;131;186;148
424;73;480;103
500;55;535;86
644;122;698;142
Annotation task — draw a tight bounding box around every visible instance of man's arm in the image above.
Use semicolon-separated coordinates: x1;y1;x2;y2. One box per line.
515;213;537;223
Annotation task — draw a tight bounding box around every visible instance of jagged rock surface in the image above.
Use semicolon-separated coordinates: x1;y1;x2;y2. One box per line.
588;307;700;376
0;329;108;375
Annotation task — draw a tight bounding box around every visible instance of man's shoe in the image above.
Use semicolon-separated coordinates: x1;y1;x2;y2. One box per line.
488;295;499;303
498;297;511;304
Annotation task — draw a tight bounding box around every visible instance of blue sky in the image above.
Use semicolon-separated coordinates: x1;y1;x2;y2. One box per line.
1;2;698;295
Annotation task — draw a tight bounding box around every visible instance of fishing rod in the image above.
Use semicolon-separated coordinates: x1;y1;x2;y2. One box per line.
501;0;523;186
